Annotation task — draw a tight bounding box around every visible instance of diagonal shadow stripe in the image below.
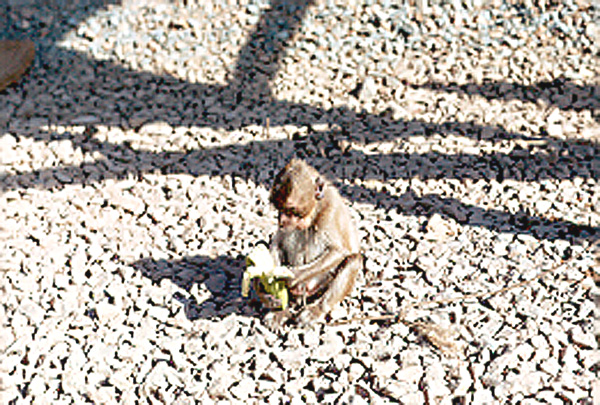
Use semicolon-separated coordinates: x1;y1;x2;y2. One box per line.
411;78;600;119
1;0;597;250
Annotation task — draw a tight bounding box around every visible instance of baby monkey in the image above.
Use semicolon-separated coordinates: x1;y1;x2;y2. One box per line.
255;159;362;327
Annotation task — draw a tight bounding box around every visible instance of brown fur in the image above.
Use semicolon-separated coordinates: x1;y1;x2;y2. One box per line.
262;159;363;327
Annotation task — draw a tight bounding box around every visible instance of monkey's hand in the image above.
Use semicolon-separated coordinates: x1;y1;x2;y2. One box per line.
242;244;294;309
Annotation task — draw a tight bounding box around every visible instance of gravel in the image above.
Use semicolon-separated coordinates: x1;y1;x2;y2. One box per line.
1;0;599;403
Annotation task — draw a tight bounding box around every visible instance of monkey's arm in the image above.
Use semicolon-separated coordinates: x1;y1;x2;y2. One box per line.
291;245;344;280
288;243;350;296
289;213;355;294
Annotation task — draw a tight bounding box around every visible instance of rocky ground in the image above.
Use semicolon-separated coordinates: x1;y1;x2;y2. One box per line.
1;0;599;403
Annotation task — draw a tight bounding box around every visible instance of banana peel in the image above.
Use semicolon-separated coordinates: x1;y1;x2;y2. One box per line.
242;244;294;309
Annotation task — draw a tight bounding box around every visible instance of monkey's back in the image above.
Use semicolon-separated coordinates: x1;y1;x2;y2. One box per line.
317;185;361;255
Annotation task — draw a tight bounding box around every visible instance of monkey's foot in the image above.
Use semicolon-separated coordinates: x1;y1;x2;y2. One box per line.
260;293;283;310
264;309;291;330
296;304;325;327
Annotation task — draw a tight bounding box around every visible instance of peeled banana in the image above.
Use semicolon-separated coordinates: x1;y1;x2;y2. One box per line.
242;244;294;309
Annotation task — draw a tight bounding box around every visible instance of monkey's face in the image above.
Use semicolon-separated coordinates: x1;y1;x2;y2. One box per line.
278;206;314;230
270;159;323;231
272;178;315;230
271;183;318;230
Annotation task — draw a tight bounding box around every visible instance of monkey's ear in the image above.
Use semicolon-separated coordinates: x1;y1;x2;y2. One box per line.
315;177;325;200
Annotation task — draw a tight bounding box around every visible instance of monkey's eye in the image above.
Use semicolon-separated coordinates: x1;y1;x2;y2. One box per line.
283;208;302;218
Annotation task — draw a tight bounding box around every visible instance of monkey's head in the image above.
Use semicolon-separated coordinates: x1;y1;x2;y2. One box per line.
270;159;325;230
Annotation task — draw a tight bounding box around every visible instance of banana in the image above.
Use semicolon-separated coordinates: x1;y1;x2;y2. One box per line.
242;244;294;309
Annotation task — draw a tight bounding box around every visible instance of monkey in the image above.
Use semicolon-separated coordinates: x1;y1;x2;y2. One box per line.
254;158;363;327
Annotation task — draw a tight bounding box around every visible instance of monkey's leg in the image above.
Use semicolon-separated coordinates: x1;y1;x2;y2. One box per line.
297;253;363;326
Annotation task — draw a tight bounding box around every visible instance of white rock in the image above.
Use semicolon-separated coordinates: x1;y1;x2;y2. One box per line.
28;374;47;397
513;343;535;361
536;390;564;405
95;300;124;325
62;370;87;395
64;345;87;373
451;363;472;396
109;368;131;392
0;328;15;353
425;213;456;241
256;377;279;394
395;365;423;385
569;326;597;349
314;331;344;360
87;386;117;404
472;389;494;403
19;298;45;325
372;360;398;380
591;380;600;405
580;349;600;370
562;345;579;374
423;363;451;400
148;306;170;323
360;76;378;100
143;362;182;395
383;380;413;400
230;377;256;400
399;391;425;404
303;328;319;347
415;254;443;284
348;362;366;382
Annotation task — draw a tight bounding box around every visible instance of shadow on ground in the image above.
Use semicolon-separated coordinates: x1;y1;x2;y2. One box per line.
412;78;600;121
131;254;256;320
